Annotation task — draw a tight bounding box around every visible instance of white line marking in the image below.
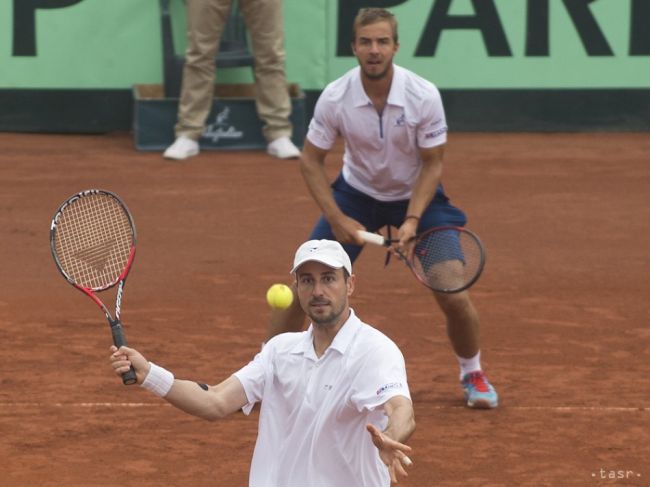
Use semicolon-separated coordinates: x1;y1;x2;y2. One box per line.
0;402;169;407
512;406;645;412
0;403;644;411
431;406;646;412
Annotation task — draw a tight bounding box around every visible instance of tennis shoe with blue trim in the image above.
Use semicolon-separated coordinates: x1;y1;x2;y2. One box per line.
461;371;498;409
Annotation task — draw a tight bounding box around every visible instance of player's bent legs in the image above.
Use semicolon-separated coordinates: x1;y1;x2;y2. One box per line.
433;290;480;358
434;290;499;408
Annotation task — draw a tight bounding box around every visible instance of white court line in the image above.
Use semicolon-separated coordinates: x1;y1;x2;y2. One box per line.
0;403;645;411
0;403;169;408
435;406;647;412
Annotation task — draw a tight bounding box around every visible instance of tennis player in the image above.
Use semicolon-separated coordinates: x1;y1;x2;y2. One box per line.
268;7;498;409
110;239;415;486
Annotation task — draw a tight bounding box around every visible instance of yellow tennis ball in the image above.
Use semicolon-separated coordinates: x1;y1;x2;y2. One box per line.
266;283;294;310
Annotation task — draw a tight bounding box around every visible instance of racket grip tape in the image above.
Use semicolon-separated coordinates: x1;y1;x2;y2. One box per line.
357;230;387;246
110;321;138;386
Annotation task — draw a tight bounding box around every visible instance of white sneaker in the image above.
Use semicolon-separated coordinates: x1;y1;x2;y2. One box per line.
267;136;300;159
163;136;199;160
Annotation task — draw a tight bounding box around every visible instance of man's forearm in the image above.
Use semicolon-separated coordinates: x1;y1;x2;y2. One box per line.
144;370;247;421
300;156;343;221
384;401;416;444
162;379;229;420
407;147;444;217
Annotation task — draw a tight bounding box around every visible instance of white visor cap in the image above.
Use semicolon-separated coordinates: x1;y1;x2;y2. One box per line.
291;239;352;275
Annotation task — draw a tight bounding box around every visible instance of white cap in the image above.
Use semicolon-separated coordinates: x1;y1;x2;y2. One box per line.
291;239;352;275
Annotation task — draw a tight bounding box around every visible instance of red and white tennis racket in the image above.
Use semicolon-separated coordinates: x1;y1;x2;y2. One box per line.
50;189;137;385
358;227;485;293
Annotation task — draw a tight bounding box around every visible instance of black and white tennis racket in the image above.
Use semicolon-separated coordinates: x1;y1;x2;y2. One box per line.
50;189;138;385
358;226;485;293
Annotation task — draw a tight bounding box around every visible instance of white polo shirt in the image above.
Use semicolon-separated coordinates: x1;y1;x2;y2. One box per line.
234;309;411;487
307;64;448;201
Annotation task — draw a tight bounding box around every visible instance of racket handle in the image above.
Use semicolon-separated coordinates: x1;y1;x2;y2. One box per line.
120;366;138;386
110;321;138;386
357;230;387;246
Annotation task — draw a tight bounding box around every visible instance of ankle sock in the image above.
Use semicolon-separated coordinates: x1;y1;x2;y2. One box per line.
457;351;482;380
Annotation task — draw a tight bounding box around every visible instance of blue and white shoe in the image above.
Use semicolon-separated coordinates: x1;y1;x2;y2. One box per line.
461;371;499;409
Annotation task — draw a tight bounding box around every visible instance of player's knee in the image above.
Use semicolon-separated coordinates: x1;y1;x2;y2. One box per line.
435;290;472;313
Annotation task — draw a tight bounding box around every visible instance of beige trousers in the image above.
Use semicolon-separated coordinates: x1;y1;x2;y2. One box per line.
175;0;293;142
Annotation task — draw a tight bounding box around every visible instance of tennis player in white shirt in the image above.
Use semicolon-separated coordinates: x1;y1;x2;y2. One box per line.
110;239;415;486
268;7;498;409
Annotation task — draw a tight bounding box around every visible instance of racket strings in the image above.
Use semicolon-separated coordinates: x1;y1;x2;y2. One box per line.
411;229;483;292
54;194;133;290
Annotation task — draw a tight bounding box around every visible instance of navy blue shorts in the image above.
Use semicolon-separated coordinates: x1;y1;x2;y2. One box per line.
308;174;467;262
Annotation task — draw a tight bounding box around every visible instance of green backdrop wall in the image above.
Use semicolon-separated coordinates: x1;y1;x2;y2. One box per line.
1;0;649;132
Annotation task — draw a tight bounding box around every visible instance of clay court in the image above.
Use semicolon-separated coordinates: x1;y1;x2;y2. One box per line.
0;131;648;486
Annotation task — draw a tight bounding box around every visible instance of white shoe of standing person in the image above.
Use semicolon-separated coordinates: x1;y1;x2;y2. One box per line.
163;136;200;160
267;136;300;159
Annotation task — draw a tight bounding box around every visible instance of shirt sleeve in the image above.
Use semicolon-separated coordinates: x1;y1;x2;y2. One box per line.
305;89;338;150
233;348;268;415
350;340;411;412
416;86;448;149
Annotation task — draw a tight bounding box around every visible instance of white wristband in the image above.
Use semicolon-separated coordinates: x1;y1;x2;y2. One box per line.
141;362;174;397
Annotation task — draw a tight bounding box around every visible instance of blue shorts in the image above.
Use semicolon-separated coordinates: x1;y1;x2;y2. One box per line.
308;174;467;262
413;227;466;272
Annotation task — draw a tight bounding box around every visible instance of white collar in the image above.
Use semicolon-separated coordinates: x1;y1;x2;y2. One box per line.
351;64;405;108
290;308;362;360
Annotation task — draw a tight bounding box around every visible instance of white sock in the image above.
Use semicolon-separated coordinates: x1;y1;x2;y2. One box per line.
457;351;482;380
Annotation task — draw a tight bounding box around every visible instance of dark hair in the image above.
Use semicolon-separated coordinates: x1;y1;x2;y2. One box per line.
352;8;398;43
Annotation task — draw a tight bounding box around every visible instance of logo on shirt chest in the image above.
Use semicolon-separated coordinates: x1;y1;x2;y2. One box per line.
394;113;406;127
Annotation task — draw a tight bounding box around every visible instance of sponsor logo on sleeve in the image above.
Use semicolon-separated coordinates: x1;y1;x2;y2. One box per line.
376;382;403;395
424;126;448;139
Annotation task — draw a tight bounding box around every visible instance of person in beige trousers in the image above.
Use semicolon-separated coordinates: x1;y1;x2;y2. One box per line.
164;0;300;160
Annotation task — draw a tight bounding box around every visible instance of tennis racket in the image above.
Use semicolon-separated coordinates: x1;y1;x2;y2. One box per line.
358;226;485;293
50;189;138;385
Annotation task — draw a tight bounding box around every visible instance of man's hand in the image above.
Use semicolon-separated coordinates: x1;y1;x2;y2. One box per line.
367;423;413;483
109;345;150;384
397;218;419;260
330;214;366;245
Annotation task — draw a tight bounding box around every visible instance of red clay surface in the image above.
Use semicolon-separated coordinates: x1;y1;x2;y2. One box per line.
0;132;648;486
